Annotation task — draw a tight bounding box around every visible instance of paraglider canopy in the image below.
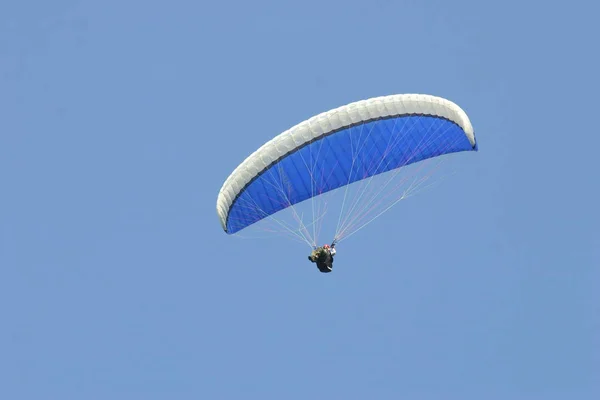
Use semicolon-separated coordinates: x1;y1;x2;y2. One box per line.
216;93;476;246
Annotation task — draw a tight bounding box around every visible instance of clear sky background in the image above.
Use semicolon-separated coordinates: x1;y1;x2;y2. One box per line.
2;0;599;399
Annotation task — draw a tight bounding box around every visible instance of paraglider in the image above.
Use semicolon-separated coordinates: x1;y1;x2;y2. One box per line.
308;243;336;273
216;93;477;272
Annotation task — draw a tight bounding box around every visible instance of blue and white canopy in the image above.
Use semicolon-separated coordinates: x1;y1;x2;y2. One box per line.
217;94;476;235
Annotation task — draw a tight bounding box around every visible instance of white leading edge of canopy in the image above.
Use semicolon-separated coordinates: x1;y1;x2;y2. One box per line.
216;94;475;232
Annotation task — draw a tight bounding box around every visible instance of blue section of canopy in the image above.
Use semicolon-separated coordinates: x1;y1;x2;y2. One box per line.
226;115;476;233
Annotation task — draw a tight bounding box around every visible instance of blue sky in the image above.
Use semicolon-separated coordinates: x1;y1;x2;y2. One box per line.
2;0;599;399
